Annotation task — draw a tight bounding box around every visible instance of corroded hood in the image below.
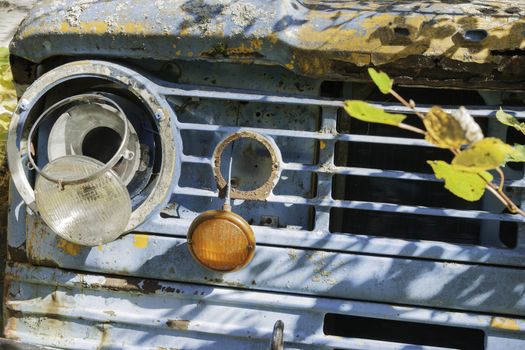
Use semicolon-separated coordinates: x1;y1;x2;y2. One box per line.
9;0;525;89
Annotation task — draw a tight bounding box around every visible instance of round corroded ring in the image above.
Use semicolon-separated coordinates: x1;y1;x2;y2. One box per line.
212;130;282;200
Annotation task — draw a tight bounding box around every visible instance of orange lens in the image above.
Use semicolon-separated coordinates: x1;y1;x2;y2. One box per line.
188;210;255;272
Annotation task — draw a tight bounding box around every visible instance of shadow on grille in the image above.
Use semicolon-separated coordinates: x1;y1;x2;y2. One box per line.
331;87;523;249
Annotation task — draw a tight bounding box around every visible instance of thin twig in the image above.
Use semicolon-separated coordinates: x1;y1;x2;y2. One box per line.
390;88;525;217
398;122;427;135
495;167;505;192
485;180;525;216
390;89;426;120
485;185;512;209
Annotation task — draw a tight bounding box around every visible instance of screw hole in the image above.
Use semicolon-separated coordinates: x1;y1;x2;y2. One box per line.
394;27;410;36
463;30;488;42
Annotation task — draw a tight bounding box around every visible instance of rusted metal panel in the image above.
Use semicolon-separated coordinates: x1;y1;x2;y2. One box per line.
9;0;525;89
25;218;525;317
5;263;525;349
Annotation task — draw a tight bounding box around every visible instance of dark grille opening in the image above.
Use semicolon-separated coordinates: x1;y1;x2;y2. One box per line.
500;218;518;249
320;81;344;98
332;175;481;210
506;126;525;173
334;141;453;173
337;110;489;140
367;86;487;106
323;313;485;350
330;208;484;245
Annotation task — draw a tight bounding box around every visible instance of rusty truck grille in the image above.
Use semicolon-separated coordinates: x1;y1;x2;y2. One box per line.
146;78;525;266
11;61;525;349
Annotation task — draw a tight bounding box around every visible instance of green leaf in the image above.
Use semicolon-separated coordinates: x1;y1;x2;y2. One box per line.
428;160;492;202
423;106;470;148
506;144;525;163
496;108;525;134
368;67;393;94
343;100;406;126
452;137;516;172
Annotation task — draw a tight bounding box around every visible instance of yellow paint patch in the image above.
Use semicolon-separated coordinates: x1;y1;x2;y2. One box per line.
250;39;263;50
319;141;326;150
491;317;520;331
350;52;371;66
97;245;103;251
57;239;82;256
268;33;279;44
133;234;149;249
120;22;146;34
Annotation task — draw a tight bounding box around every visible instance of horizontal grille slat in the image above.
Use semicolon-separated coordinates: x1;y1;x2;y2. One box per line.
161;83;525;117
173;189;524;223
178;121;436;147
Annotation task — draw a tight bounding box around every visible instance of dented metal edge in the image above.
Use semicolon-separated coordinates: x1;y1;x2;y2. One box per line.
8;0;525;89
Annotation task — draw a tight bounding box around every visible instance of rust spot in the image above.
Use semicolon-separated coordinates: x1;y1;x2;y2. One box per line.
30;257;59;268
200;41;265;60
7;245;28;263
102;277;141;292
141;279;162;293
83;275;164;294
97;323;110;350
45;290;61;316
166;319;190;331
103;310;117;317
4;309;20;341
3;278;11;302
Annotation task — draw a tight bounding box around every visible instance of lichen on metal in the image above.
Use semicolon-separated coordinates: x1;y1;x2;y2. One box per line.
9;0;525;89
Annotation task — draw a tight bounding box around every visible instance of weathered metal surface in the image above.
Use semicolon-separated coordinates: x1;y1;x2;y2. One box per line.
24;222;525;317
9;0;525;89
6;59;525;348
5;263;525;349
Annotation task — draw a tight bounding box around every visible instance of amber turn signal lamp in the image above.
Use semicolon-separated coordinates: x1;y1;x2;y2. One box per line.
187;209;255;272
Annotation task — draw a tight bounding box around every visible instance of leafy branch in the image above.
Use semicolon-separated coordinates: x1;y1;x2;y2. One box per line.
344;68;525;217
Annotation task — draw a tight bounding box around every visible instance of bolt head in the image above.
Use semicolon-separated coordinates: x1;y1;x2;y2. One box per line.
19;99;29;111
154;110;163;120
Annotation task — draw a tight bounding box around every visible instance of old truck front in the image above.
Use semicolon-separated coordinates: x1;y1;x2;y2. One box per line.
4;0;525;349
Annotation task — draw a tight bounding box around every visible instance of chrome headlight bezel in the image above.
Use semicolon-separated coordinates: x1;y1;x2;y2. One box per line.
8;60;178;240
